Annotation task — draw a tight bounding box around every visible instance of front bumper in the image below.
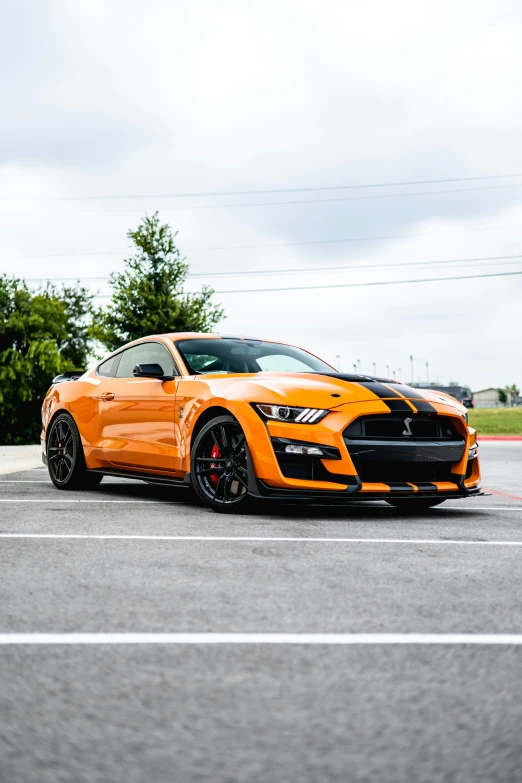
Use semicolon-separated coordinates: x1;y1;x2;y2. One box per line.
238;398;482;501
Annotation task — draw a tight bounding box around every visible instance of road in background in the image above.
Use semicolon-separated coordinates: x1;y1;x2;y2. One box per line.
0;442;521;783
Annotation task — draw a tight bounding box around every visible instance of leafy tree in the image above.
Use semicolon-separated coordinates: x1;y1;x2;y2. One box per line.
498;388;508;405
0;276;94;444
92;213;224;352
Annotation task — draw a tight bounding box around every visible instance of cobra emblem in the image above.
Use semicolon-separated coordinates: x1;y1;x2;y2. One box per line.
402;417;413;436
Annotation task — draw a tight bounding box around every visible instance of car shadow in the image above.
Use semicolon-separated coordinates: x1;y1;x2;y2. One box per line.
92;478;483;520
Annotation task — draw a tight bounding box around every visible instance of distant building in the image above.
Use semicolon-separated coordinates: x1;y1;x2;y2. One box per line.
473;388;520;408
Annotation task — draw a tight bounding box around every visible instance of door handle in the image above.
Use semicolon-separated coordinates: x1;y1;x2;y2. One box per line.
100;392;115;401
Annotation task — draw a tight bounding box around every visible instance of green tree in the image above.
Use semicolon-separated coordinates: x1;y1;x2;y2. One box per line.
498;388;508;405
92;213;224;352
0;276;94;444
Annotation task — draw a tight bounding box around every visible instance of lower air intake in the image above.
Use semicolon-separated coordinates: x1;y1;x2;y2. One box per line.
354;460;456;484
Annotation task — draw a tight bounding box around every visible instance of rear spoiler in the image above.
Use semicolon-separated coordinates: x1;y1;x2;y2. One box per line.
52;370;86;384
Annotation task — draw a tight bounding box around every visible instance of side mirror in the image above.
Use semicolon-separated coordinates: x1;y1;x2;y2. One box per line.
133;363;174;381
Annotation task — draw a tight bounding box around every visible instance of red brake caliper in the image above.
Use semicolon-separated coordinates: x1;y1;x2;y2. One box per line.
209;443;221;484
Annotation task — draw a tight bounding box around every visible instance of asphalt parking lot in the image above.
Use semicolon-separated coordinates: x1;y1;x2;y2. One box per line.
1;442;521;783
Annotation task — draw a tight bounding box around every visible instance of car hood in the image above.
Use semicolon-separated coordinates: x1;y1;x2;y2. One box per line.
200;371;466;413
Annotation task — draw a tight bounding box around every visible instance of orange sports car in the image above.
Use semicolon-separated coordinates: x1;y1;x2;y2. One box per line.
41;333;482;512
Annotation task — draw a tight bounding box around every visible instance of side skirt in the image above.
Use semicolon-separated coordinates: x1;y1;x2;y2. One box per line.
90;468;188;487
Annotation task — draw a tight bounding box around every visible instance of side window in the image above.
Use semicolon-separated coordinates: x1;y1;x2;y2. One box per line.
97;353;122;377
115;342;178;378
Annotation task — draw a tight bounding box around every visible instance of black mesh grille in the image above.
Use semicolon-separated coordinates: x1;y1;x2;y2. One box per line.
344;414;459;440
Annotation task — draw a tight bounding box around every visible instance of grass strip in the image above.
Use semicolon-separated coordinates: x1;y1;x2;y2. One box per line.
468;408;522;435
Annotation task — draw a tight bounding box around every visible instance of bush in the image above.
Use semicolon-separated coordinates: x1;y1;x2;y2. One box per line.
0;276;94;444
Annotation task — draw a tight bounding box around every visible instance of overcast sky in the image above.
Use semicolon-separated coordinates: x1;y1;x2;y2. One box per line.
1;0;521;389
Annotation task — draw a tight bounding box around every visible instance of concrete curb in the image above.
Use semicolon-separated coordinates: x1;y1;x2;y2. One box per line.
478;436;522;441
0;445;42;475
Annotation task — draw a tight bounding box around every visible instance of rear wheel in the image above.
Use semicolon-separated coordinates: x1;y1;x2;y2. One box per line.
385;498;445;511
191;415;253;513
47;413;103;490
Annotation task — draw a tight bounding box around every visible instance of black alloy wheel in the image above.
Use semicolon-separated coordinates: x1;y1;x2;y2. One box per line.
47;413;103;490
191;415;253;512
48;416;75;483
385;498;446;511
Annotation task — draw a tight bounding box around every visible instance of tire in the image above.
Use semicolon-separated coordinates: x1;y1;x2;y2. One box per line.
385;498;446;512
190;414;253;513
47;413;103;491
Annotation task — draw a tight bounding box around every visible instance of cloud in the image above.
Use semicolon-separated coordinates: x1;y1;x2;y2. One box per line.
0;0;521;389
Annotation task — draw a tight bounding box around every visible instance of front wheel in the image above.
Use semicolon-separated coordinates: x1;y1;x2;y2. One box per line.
190;415;253;513
385;498;445;512
47;413;103;490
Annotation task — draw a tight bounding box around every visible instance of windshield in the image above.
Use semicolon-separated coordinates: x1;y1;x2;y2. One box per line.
175;338;334;375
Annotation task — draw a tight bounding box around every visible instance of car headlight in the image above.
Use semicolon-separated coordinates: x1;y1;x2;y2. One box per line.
254;404;329;424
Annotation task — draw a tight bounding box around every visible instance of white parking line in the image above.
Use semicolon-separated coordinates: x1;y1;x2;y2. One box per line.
0;499;175;503
1;534;522;546
1;633;522;645
0;480;135;484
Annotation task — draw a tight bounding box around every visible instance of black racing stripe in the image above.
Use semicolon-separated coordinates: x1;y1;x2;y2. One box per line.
356;381;403;399
413;401;438;413
387;383;438;412
311;373;438;411
415;482;439;492
311;373;395;383
386;483;415;493
385;399;415;412
385;383;426;399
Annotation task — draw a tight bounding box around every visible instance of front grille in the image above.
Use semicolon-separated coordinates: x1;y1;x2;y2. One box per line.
344;413;465;485
344;414;459;440
355;460;456;484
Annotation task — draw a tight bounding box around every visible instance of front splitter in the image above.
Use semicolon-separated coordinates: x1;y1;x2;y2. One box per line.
252;481;485;504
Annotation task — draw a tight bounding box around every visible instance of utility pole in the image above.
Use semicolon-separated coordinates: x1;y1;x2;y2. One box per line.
392;369;396;380
386;364;390;377
410;355;414;384
426;361;429;384
353;363;357;372
357;359;361;373
372;362;376;376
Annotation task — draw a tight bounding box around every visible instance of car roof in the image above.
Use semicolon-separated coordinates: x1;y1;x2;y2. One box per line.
141;333;280;343
99;334;289;362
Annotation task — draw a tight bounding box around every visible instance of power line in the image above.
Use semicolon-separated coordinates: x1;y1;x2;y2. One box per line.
2;222;520;260
2;172;522;202
90;269;522;298
213;269;522;293
189;253;522;278
2;183;522;215
21;253;522;284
